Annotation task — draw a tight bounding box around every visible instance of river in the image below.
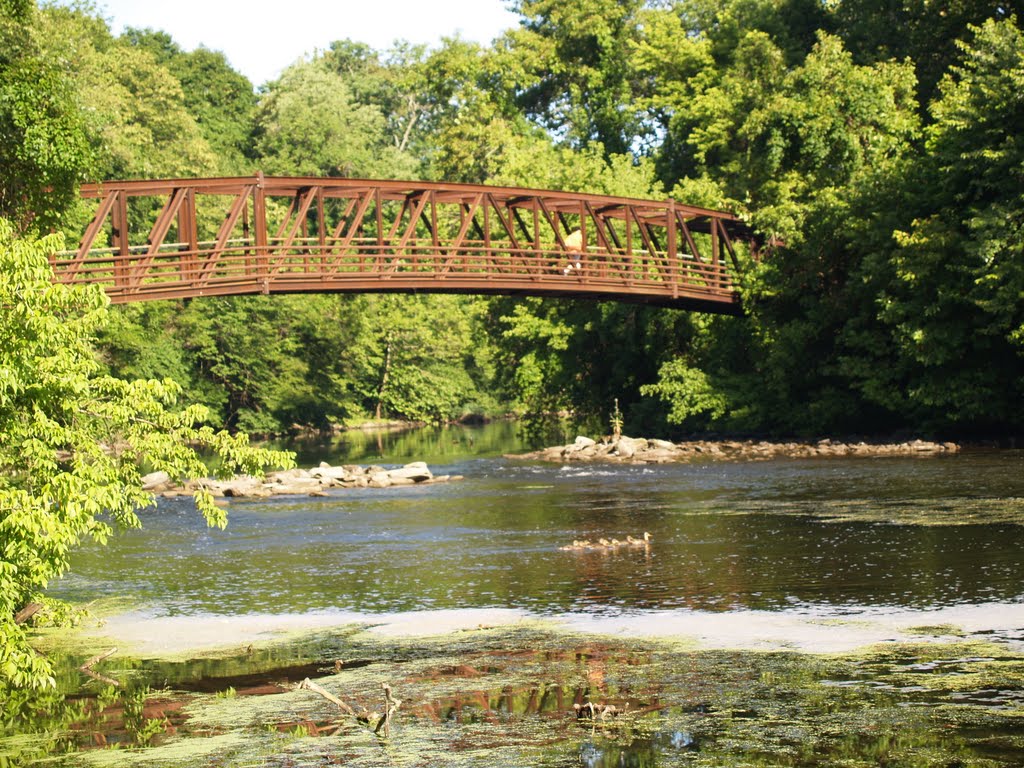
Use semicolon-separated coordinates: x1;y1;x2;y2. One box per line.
9;423;1024;766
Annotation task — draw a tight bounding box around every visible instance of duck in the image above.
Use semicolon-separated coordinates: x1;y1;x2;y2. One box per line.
626;531;652;546
559;539;594;551
560;532;651;552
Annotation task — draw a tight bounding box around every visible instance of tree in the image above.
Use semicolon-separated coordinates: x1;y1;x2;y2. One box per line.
253;59;416;179
506;0;648;154
0;222;292;689
831;0;1021;108
123;29;258;174
0;0;91;230
363;295;497;423
842;18;1024;431
35;5;217;181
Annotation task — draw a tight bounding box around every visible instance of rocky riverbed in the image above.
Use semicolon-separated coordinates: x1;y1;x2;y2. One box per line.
515;435;960;464
143;461;462;500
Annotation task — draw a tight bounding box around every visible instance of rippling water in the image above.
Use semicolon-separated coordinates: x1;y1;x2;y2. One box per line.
54;425;1024;620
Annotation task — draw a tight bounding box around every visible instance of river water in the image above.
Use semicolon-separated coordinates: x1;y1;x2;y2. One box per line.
56;423;1024;619
21;424;1024;765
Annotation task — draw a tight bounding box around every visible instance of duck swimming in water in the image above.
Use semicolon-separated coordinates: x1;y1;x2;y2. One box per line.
559;532;651;552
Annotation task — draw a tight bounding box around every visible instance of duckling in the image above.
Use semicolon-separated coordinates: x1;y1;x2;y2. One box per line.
559;539;594;551
626;531;653;546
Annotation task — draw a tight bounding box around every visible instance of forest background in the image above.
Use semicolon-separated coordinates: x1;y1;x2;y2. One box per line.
3;0;1023;440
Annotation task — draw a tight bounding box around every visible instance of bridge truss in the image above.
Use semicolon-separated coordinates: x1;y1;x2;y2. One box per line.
53;174;759;313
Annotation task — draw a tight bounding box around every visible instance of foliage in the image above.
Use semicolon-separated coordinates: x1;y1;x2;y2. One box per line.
641;358;729;426
122;28;258;174
253;58;417;179
35;5;217;181
0;0;90;230
507;0;649;154
840;17;1024;432
0;222;292;689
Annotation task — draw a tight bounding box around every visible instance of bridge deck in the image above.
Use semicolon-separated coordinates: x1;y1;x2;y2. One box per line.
53;175;758;313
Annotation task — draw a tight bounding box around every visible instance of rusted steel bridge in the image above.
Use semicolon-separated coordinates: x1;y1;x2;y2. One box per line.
53;174;759;313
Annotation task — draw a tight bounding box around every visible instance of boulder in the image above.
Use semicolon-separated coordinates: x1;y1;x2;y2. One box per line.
266;468;311;482
141;471;171;492
309;465;353;482
572;436;597;450
222;484;273;498
614;437;638;458
648;439;677;451
387;461;432;482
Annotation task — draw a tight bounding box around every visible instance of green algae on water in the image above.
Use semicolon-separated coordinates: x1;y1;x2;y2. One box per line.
14;626;1024;767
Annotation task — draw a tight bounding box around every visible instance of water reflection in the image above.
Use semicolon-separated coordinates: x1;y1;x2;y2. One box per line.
268;420;530;466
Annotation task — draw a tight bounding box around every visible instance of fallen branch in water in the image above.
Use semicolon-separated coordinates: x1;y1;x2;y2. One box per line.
80;647;121;687
297;678;400;737
298;677;358;717
374;683;401;737
574;701;632;721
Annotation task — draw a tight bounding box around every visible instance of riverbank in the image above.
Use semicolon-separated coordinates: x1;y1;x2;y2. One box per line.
513;435;961;463
145;460;463;500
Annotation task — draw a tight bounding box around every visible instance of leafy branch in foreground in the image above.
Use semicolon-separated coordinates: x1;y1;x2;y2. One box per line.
0;220;293;689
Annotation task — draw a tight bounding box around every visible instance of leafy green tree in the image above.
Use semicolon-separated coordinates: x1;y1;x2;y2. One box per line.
0;222;291;690
842;18;1024;431
253;59;417;178
365;295;496;423
506;0;648;154
122;28;258;174
831;0;1021;108
36;5;217;180
322;39;435;163
426;39;539;183
0;0;91;230
637;30;923;435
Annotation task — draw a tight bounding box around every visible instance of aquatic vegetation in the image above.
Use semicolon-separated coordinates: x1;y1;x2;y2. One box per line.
8;625;1024;766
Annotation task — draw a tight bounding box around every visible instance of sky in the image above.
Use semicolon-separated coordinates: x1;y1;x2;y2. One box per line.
86;0;521;87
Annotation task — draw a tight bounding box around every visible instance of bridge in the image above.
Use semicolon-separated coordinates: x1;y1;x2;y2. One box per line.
53;174;760;314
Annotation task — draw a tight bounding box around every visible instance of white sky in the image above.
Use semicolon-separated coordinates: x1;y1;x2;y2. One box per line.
83;0;521;87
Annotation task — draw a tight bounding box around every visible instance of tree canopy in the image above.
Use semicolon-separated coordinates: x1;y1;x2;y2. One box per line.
0;0;1016;441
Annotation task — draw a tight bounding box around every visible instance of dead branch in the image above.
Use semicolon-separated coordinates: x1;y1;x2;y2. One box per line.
14;602;43;625
297;677;358;717
80;647;121;687
374;683;401;737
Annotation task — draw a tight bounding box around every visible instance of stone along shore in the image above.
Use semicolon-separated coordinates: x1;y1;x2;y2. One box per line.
516;436;960;464
143;461;462;500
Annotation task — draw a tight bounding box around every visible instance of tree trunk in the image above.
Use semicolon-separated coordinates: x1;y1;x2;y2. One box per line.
375;334;393;420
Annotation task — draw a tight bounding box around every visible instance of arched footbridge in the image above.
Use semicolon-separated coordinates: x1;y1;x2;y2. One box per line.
53;175;761;314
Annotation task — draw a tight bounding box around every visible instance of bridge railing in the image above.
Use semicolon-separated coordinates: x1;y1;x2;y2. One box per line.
52;175;756;310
